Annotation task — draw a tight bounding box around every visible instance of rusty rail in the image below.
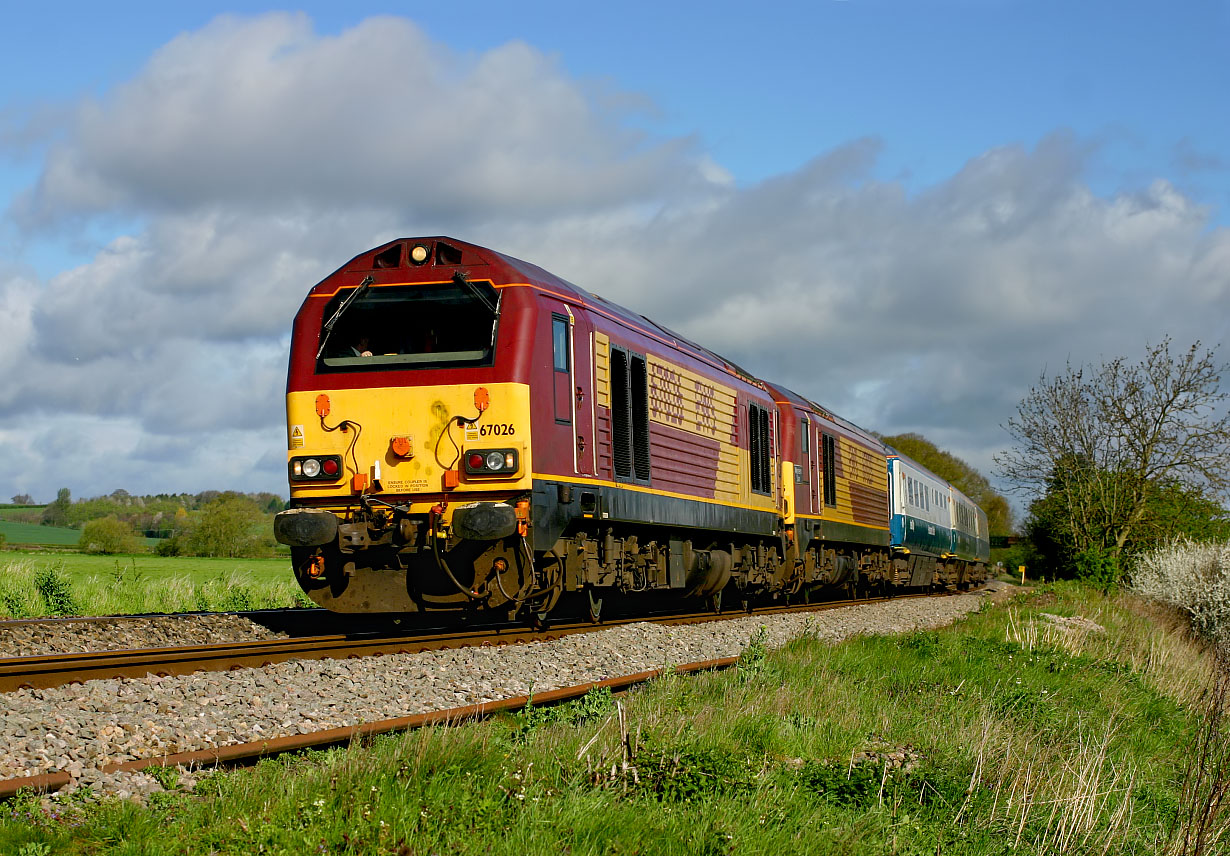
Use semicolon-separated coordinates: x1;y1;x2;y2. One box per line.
0;626;562;693
0;657;740;798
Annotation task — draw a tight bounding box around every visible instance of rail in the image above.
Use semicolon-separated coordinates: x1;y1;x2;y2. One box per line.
0;657;740;798
0;590;944;693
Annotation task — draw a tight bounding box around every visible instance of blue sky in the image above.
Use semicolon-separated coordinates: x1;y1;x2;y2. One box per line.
1;1;1228;508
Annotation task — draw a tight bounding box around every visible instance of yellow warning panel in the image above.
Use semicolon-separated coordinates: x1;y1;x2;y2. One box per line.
289;425;305;449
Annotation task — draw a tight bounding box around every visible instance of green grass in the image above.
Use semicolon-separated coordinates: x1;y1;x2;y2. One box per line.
1;583;1223;854
0;519;81;546
4;551;289;582
0;553;304;617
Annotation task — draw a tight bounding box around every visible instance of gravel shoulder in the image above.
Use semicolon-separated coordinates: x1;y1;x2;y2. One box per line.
2;585;1014;799
0;614;290;659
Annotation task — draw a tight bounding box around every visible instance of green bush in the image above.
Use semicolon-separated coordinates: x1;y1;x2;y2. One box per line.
179;496;274;558
1074;547;1120;591
80;516;141;555
33;564;79;616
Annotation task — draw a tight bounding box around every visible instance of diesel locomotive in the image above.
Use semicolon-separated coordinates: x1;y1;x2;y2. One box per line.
273;237;989;618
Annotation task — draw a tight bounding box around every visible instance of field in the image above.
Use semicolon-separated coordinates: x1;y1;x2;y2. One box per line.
0;552;304;616
0;505;44;519
2;582;1225;854
0;519;80;546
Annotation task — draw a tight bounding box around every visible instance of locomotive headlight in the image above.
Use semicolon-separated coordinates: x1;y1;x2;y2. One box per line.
485;451;505;470
302;458;322;478
409;243;430;264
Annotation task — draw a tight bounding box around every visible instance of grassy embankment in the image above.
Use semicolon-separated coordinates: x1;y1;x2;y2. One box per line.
0;553;304;617
3;582;1224;854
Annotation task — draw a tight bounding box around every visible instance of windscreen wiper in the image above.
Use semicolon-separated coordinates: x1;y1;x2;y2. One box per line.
453;271;499;317
316;275;374;360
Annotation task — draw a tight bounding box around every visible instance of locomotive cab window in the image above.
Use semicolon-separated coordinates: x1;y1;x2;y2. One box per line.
552;317;570;373
552;314;571;425
316;279;500;372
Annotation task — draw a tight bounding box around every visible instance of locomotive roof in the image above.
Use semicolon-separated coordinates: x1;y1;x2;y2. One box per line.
764;382;885;449
317;236;766;390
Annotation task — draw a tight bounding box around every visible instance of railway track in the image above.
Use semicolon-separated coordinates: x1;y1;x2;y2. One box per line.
0;591;943;693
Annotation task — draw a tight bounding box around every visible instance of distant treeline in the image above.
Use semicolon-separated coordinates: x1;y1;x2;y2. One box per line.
6;488;286;558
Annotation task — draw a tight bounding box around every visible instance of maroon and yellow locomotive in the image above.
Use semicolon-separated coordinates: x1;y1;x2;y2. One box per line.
273;237;981;618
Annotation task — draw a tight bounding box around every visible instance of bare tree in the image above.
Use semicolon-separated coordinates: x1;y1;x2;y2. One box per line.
996;339;1230;561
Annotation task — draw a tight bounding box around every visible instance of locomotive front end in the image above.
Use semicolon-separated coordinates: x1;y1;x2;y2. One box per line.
274;239;539;614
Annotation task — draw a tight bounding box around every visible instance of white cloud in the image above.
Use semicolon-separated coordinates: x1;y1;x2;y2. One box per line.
13;13;709;226
0;272;35;373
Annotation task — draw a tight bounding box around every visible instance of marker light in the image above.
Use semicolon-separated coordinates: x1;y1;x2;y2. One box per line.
462;448;520;476
289;455;344;482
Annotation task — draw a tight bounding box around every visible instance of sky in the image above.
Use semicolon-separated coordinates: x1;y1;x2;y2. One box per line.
1;1;1228;512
